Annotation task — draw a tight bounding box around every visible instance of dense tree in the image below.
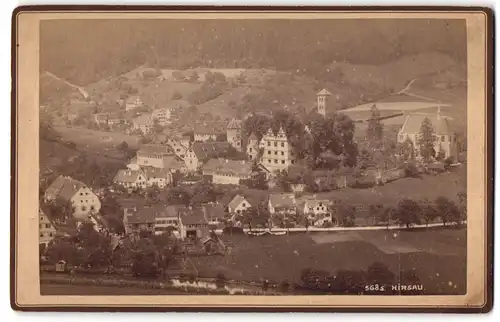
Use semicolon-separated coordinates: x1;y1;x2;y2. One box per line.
392;198;421;228
366;104;384;149
190;182;216;206
435;196;461;226
418;118;436;163
337;204;356;227
421;201;439;227
396;138;415;162
166;186;192;206
369;204;385;226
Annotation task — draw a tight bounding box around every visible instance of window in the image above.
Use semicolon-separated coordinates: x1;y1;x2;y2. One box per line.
80;192;83;196
268;151;271;155
274;151;278;155
90;206;95;211
291;160;295;164
39;224;42;229
274;142;277;147
274;160;278;164
267;142;271;146
82;206;87;211
281;151;284;156
281;143;285;147
40;233;44;238
249;148;253;152
49;233;53;237
80;200;83;203
268;159;271;163
242;203;246;207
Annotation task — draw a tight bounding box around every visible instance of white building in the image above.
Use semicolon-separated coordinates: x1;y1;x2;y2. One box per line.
259;127;296;173
202;159;252;185
397;108;458;161
44;175;102;221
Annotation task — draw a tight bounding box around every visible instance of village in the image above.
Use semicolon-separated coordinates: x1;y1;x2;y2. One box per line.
39;66;468;294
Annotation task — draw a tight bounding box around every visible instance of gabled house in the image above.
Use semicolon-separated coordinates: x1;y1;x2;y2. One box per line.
200;202;226;227
122;206;156;236
227;194;252;215
268;193;296;216
184;141;234;172
39;208;57;245
202;159;253;185
301;197;333;227
141;166;173;188
113;169;147;190
165;136;189;159
44;175;101;220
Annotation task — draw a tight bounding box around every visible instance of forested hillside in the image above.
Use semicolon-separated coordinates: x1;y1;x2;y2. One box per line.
40;19;467;86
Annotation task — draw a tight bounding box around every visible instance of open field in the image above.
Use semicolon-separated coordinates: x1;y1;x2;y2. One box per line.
193;227;466;295
54;126;141;149
316;167;466;208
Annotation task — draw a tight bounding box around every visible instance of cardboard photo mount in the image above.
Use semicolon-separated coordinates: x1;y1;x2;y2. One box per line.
11;6;494;313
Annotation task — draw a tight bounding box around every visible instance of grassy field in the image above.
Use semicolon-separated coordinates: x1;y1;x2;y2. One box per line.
54;126;141;149
193;227;466;295
317;167;466;208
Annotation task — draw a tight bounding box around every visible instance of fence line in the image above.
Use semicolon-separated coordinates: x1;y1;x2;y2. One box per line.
214;221;466;234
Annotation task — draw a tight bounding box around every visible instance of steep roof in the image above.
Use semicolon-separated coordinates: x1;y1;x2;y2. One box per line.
227;118;242;130
180;208;208;225
190;142;234;161
302;198;332;209
45;175;87;201
317;88;332;96
164;205;190;218
201;203;226;219
400;113;452;135
228;194;250;210
269;193;296;209
137;144;173;157
202;158;253;177
141;166;170;179
247;132;258;142
114;169;144;183
162;155;186;170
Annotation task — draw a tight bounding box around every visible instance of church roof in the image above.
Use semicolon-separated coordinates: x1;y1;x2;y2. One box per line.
317;88;332;96
400;113;452;135
227;118;242;130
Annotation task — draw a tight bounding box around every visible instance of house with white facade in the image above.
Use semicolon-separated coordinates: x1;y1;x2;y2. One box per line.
268;193;296;216
259;127;296;173
227;194;253;215
152;107;172;126
301;197;333;227
113;169;148;190
44;175;102;221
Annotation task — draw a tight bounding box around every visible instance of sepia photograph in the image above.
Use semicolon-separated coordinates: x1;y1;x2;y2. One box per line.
12;7;492;312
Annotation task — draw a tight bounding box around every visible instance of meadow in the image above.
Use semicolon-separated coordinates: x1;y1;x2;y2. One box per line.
193;227;466;295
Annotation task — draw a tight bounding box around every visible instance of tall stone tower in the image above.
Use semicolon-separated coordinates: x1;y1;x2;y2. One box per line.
316;88;332;117
227;118;242;151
